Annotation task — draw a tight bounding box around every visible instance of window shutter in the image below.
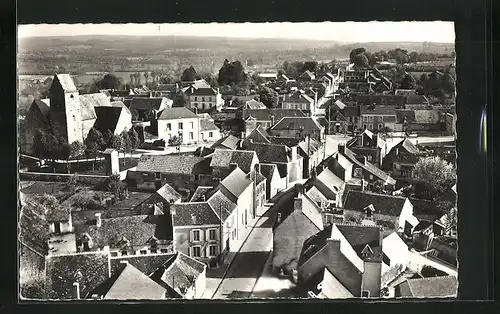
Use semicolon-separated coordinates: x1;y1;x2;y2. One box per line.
215;228;220;242
188;247;191;257
199;229;204;242
205;229;210;241
204;246;209;258
190;230;194;242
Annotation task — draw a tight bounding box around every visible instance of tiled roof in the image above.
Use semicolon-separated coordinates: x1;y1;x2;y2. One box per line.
242;108;308;121
360;105;397;116
46;205;71;222
156;83;178;92
130;97;165;111
343;190;407;217
110;253;176;277
171;202;220;227
258;163;278;182
406;95;429;105
336;224;383;262
20;197;49;255
151;252;205;297
136;155;205;175
297;137;322;155
269;136;302;148
396;109;416;123
207;190;237;222
245;125;271;144
339;147;395;185
270;117;322;132
220;167;253;198
156;183;182;203
243;142;290;163
54;74;78;92
45;251;110;299
80;92;111;108
313;168;344;199
158;107;198;120
32;99;50;121
210;149;257;174
301;70;315;78
246;99;266;109
103;263;166;299
403;275;457;297
392;138;420;154
190;186;214;202
200;119;219;131
273;186;323;230
74;215;172;249
343;106;360;118
93;106;124;134
284;91;314;104
210;135;240;150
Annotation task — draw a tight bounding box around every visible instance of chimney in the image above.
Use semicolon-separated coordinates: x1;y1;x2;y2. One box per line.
72;282;80;300
95;213;102;228
191;214;197;225
338;144;345;155
277;213;282;223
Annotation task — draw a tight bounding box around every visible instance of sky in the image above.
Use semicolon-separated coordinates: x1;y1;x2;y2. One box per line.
18;22;455;43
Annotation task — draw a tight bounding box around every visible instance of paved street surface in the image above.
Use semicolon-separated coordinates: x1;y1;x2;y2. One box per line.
251;252;297;298
211;209;275;299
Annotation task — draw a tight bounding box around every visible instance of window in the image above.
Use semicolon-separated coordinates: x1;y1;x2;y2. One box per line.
150;249;157;254
363;124;367;130
121;251;128;256
201;133;205;140
202;97;205;101
209;131;213;138
110;252;118;257
362;290;370;298
353;167;363;178
155;172;161;180
324;214;334;224
209;97;213;101
367;155;372;161
363;116;367;122
190;122;194;129
194;103;198;108
193;230;201;242
140;250;147;255
209;229;217;240
178;122;183;130
160;249;169;253
192;246;201;257
195;97;198;101
202;103;205;109
209;245;218;257
166;123;171;130
369;124;373;129
189;132;194;140
378;124;383;129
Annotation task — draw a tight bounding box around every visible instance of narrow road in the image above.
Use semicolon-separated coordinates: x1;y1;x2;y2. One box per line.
211;209;274;299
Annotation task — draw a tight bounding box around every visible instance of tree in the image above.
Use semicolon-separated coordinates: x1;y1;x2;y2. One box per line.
103;130;115;149
128;127;140;153
120;130;132;161
353;54;369;68
105;174;125;201
259;87;279;109
181;66;198;81
172;91;189;108
401;74;417;90
129;73;134;86
70;141;85;159
349;48;367;63
143;72;150;85
85;128;104;172
413;156;457;200
231;97;245;108
168;135;182;147
303;61;318;73
218;59;247;86
110;134;122;154
96;73;122;90
64;173;79;193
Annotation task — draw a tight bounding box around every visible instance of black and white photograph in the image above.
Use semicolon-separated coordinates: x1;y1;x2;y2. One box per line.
17;21;458;300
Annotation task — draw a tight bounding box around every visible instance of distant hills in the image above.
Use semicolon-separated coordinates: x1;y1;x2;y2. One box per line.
18;35;454;54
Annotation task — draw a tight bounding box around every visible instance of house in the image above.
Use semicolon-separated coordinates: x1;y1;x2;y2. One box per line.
444;113;456;136
324;99;350;134
199;118;221;142
347;129;388;167
130;154;213;195
342;190;419;237
356;95;406;107
258;163;285;200
394;275;457;298
93;106;133;136
242;141;303;186
240;108;308;131
150;252;206;299
182;80;223;112
404;95;430;110
129;97;171;122
329;144;396;191
272;184;323;276
245;99;267;110
133;183;182;214
344;69;370;83
382;232;409;268
382;138;423;180
305;167;345;210
359;105;397;132
210;134;240;150
217;166;256;222
297;136;325;179
46;205;77;256
297;223;384;298
257;72;278;82
248;166;268;216
157;107;201;145
411;232;457;267
98;261;167;300
298;70;316;81
209;149;259;178
73;213;174;256
282;90;315;112
268;117;325;143
45;251;111;299
153;83;180;97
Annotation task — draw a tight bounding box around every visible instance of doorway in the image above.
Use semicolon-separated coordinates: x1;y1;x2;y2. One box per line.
54;222;61;234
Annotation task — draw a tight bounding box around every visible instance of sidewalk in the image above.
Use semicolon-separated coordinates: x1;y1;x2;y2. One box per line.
201;211;264;299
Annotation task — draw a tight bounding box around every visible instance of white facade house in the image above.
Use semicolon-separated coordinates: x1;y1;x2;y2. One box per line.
157;107;201;145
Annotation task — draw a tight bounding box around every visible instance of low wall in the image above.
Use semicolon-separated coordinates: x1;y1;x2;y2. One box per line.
19;171;108;185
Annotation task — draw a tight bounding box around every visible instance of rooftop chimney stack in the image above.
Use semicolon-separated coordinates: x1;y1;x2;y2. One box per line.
277;213;282;223
95;213;102;228
72;282;80;300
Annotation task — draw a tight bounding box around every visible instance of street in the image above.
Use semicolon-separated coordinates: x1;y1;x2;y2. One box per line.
211;210;274;299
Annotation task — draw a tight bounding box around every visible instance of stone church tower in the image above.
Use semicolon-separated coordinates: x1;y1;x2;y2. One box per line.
49;74;83;144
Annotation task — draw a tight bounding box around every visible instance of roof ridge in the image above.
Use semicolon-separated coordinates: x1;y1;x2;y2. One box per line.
407;275;456;284
335;222;384;230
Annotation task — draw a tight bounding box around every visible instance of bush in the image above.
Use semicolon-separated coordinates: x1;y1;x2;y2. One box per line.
376;220;396;230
